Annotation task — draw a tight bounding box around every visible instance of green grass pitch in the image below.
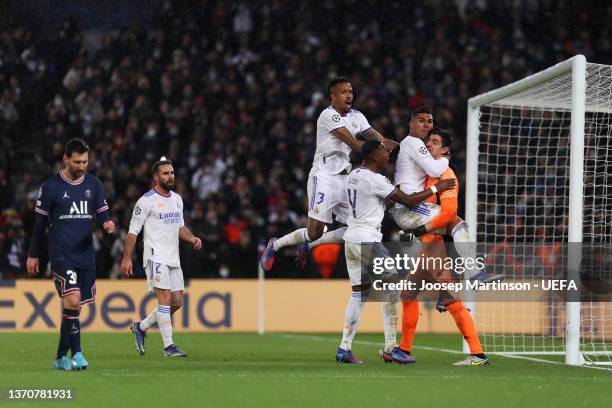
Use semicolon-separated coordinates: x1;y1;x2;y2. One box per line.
1;332;610;407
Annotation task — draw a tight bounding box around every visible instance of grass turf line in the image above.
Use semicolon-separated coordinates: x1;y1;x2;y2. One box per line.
0;332;610;408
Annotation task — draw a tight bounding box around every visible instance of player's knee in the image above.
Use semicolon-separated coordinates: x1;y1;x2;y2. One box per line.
156;289;172;305
171;299;183;313
307;221;325;241
63;294;81;310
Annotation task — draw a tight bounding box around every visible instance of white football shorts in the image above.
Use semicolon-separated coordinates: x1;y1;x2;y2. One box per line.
392;202;441;230
307;171;349;224
145;259;184;292
345;241;396;286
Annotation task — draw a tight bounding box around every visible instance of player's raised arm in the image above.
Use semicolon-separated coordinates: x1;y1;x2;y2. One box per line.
388;178;455;208
360;127;399;151
332;127;364;151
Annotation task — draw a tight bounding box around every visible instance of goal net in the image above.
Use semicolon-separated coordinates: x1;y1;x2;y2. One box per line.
466;55;612;366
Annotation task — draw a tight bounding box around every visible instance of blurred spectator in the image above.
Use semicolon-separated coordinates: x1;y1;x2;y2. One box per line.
0;0;610;278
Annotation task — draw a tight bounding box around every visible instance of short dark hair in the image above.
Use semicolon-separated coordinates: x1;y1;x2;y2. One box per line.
328;76;351;97
410;106;433;120
152;158;173;174
428;127;453;148
64;138;89;157
361;140;383;160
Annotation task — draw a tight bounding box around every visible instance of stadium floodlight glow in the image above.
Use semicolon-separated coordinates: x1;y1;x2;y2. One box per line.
466;55;612;366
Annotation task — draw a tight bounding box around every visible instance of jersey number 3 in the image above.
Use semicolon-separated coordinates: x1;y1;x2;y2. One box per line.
66;270;77;284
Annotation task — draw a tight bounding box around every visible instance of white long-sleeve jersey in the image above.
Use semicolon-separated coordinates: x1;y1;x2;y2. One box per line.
394;135;449;194
128;189;184;267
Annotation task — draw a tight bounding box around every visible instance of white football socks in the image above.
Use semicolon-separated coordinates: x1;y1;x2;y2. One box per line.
451;221;480;279
382;299;399;352
273;228;310;251
308;227;347;249
139;310;158;331
339;291;365;351
156;305;173;348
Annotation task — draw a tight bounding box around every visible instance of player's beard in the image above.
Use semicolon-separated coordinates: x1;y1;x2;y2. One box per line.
159;179;174;191
68;166;84;179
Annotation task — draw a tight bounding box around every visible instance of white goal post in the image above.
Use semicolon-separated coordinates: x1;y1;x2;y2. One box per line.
466;55;612;366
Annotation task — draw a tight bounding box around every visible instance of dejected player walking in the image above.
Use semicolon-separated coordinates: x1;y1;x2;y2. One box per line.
27;138;115;371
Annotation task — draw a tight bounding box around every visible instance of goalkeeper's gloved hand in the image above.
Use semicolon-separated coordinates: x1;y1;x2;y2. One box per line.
413;225;427;238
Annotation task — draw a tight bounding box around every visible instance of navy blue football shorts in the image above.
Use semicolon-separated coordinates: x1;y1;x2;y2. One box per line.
52;262;97;305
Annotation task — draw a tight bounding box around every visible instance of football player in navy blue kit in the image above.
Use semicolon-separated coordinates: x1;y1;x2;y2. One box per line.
27;138;115;371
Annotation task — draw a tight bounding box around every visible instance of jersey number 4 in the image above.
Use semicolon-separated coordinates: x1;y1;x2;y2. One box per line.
347;189;357;218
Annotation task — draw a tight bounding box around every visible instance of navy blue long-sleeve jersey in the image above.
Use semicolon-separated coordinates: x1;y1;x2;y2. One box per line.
29;171;110;269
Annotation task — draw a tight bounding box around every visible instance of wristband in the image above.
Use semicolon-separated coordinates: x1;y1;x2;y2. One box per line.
430;185;438;194
414;225;427;238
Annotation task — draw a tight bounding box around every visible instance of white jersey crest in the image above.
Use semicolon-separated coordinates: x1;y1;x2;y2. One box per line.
128;189;185;267
311;106;371;175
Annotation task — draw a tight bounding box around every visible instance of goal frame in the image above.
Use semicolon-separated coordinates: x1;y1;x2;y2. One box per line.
465;55;587;366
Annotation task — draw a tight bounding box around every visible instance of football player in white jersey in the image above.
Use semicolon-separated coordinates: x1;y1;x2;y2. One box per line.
392;106;449;230
121;158;202;357
295;106;448;269
336;140;455;364
393;108;500;285
260;77;397;271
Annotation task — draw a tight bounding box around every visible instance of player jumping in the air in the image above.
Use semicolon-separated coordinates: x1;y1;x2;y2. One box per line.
27;138;116;371
260;77;397;272
121;158;202;357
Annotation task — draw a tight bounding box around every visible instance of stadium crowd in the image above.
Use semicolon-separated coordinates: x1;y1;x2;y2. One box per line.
0;0;609;279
